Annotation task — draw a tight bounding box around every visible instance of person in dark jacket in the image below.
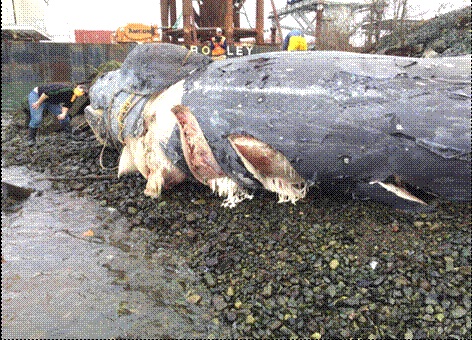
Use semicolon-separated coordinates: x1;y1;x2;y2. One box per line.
27;83;87;146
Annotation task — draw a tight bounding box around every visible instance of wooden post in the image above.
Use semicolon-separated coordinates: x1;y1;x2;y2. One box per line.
169;0;177;28
256;0;264;45
270;26;276;45
270;0;283;48
160;0;170;42
225;0;234;44
183;0;194;44
234;5;240;42
315;4;323;47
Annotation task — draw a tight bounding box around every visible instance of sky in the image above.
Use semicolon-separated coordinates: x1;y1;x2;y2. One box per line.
43;0;469;42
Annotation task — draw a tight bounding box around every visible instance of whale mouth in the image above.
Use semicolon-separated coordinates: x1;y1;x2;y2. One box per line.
369;174;439;206
227;134;308;204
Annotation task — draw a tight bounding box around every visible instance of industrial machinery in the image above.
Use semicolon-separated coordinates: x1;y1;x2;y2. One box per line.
160;0;265;45
112;23;160;43
269;0;369;48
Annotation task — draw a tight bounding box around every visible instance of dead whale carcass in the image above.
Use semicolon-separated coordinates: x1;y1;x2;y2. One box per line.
85;43;471;208
84;43;211;197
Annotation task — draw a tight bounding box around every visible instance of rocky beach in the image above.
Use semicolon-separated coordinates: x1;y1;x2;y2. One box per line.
2;6;471;336
2;102;470;338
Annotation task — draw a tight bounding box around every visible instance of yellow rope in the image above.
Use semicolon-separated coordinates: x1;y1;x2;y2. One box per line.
102;49;193;167
116;93;135;143
116;93;144;144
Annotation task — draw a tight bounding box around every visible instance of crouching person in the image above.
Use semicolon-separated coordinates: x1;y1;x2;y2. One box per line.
283;29;307;51
27;83;87;146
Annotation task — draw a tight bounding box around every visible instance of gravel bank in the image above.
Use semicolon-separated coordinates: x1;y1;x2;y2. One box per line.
2;102;470;338
376;5;471;57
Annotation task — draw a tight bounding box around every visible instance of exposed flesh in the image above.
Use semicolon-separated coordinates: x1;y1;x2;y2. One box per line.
118;80;187;197
171;104;252;207
227;134;308;204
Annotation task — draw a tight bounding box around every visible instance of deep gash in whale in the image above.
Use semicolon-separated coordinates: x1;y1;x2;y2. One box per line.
85;43;471;209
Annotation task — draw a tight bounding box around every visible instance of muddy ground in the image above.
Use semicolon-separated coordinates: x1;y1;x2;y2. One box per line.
2;93;470;339
2;166;233;339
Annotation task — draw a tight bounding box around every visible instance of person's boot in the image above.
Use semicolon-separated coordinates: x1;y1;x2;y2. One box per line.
60;120;72;139
27;128;37;146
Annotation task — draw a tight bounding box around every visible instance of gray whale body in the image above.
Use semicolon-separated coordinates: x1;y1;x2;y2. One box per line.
85;44;471;209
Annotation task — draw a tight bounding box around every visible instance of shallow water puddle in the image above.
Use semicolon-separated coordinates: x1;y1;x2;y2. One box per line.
2;166;228;338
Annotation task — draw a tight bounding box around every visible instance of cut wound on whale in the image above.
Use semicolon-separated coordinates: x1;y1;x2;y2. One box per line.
227;134;308;204
171;104;252;207
171;104;226;182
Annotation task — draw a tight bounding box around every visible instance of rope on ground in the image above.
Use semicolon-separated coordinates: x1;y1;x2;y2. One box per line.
42;174;117;181
60;229;104;244
99;139;119;171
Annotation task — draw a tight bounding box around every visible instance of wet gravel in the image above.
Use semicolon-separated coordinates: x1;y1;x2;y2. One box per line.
2;111;471;338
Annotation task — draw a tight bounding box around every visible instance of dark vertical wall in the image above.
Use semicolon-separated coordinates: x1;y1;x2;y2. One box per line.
1;41;134;84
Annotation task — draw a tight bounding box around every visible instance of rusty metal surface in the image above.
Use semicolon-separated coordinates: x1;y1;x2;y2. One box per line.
162;0;262;43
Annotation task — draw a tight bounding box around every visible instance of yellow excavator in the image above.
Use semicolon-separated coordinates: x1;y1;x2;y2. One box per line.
113;23;160;43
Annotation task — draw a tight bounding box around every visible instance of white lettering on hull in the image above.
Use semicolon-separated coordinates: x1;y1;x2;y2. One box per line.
189;45;255;56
